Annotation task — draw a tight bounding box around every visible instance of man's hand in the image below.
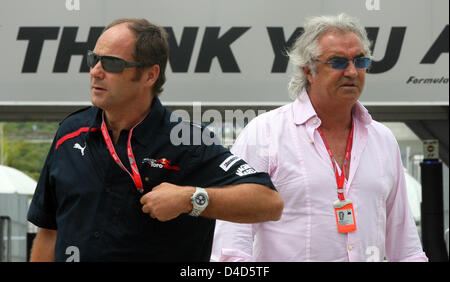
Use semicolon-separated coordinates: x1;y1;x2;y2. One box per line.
140;182;195;221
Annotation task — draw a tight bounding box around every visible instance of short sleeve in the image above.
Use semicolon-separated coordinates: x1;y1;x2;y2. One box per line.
189;143;275;190
27;136;58;230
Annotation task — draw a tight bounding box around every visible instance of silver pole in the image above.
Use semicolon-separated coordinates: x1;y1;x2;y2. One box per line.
0;122;4;165
0;216;11;262
7;217;11;262
0;217;4;261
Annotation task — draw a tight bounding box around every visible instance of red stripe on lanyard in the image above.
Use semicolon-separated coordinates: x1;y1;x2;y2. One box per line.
318;123;354;201
101;112;144;193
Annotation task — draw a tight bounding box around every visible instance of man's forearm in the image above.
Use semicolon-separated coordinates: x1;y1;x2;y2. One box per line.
141;183;283;223
202;184;283;223
30;228;57;262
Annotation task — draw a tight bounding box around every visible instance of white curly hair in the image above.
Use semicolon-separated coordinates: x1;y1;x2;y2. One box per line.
287;13;373;99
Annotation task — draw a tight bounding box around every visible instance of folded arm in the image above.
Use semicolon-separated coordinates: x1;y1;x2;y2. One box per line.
140;182;283;223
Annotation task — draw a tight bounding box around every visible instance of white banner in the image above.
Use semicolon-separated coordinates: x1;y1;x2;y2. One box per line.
0;0;448;106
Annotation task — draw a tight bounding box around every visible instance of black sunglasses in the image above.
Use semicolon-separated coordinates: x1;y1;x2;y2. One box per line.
87;50;146;73
315;56;371;70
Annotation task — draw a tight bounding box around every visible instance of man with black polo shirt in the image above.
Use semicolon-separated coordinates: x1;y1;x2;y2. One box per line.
27;18;283;262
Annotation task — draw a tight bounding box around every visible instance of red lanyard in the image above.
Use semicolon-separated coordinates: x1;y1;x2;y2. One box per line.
317;123;354;201
101;112;144;193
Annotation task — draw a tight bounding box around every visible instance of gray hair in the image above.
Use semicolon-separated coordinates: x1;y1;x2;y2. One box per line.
287;13;372;98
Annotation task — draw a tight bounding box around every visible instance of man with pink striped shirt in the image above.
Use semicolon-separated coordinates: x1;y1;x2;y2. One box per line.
212;13;427;262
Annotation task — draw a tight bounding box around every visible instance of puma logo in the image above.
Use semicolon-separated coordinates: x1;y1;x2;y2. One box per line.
73;143;86;156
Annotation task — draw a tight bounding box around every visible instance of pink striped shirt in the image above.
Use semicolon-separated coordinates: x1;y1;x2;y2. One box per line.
212;90;428;262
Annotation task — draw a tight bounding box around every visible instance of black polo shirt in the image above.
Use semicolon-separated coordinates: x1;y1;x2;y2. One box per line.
27;98;275;262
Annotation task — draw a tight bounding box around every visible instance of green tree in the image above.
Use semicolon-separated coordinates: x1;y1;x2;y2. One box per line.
5;140;52;180
2;121;58;180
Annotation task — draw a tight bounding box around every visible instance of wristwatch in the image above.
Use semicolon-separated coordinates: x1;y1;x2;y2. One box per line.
189;187;209;217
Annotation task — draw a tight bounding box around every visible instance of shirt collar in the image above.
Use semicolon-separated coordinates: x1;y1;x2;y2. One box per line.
131;97;166;146
292;89;318;126
351;100;373;126
90;97;166;146
292;89;373;127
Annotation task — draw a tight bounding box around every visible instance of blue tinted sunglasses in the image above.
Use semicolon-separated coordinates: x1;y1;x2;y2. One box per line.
315;56;371;70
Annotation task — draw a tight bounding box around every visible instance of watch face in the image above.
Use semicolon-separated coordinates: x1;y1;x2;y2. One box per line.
195;193;207;206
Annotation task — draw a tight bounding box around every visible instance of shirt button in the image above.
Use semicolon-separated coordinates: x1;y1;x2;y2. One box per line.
313;119;318;124
348;245;353;251
94;232;100;238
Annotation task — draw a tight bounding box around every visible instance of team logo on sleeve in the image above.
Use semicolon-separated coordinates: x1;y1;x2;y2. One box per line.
235;164;257;176
219;155;241;171
142;158;180;171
